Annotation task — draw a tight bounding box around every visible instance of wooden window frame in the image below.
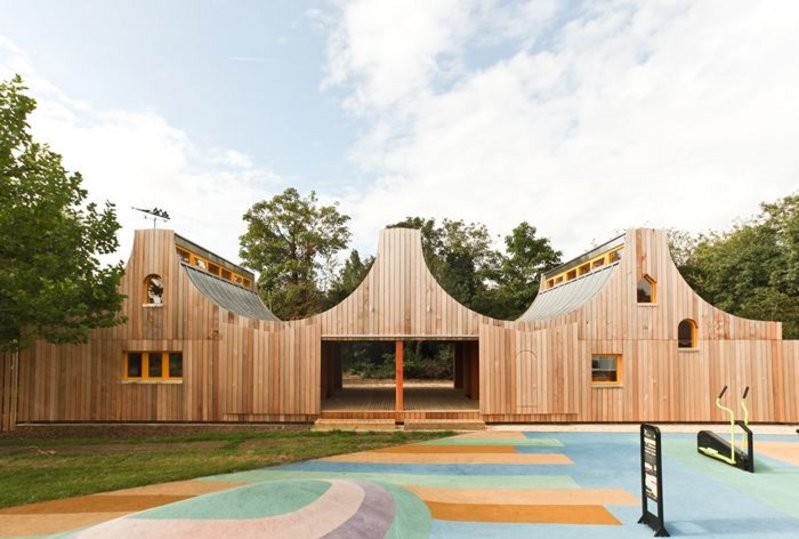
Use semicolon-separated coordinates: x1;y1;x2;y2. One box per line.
124;352;183;382
637;274;657;304
591;354;622;386
176;247;191;263
678;319;698;349
143;274;164;307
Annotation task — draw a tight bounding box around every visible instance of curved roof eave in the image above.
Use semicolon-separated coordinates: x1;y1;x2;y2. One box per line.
517;262;619;322
182;263;279;321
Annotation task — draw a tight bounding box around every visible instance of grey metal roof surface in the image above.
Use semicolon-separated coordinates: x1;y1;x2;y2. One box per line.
517;262;619;322
183;263;279;321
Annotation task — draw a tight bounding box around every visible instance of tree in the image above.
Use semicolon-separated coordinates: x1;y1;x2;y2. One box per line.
389;217;501;315
239;188;351;319
677;193;799;338
493;222;562;319
0;75;125;352
324;249;374;308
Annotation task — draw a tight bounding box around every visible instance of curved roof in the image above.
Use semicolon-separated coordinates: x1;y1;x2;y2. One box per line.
517;262;619;322
183;263;279;321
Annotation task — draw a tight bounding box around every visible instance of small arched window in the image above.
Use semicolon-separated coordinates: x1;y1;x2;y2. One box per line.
144;274;163;305
637;275;656;303
678;319;697;348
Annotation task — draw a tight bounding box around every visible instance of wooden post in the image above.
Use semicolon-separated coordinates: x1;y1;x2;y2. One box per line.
395;340;404;416
454;343;464;390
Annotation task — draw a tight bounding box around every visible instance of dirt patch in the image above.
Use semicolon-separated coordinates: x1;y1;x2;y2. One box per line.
0;423;308;442
0;440;228;455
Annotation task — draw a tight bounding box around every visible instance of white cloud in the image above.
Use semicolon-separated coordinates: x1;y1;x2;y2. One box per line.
323;0;799;258
0;39;281;267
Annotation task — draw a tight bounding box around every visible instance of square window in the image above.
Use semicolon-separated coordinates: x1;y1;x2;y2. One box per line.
148;353;163;378
127;353;143;378
592;354;621;384
168;353;183;378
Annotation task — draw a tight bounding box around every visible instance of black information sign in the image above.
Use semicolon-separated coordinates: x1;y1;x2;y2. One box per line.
638;424;670;537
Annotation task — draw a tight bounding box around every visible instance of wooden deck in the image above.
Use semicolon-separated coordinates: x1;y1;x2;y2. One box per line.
322;386;478;411
319;385;481;422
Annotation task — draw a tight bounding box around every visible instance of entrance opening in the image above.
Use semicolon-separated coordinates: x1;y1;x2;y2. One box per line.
402;340;479;411
320;341;396;412
320;339;479;415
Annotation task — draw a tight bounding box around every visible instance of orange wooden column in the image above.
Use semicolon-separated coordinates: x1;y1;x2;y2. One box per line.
395;340;404;415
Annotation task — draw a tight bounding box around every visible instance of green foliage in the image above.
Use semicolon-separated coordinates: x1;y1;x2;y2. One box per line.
388;217;560;319
239;188;351;319
340;341;454;380
0;75;124;352
676;194;799;338
324;249;373;309
340;341;395;379
492;222;562;319
389;217;502;316
402;342;453;379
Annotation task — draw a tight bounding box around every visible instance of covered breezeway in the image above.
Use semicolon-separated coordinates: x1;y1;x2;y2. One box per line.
319;338;479;423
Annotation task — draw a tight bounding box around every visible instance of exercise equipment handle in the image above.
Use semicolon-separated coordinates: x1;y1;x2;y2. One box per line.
742;386;749;399
718;386;728;399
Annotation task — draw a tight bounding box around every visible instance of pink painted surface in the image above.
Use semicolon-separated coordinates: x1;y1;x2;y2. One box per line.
74;480;365;539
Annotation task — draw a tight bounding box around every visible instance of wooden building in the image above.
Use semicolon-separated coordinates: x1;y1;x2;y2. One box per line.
1;226;797;430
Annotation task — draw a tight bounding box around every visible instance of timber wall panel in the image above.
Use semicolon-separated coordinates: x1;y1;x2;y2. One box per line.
0;352;19;431
782;341;799;421
15;229;322;424
315;229;497;339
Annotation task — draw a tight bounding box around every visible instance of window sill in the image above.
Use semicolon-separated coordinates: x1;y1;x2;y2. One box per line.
142;303;164;308
121;380;183;385
591;383;623;389
637;303;658;307
678;348;699;353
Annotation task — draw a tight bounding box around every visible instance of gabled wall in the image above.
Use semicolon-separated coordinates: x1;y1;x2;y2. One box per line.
500;228;793;422
314;228;495;338
15;229;314;423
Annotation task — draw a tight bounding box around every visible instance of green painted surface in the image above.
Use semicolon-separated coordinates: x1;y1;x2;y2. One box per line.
202;469;580;489
665;438;799;519
382;482;431;539
131;480;330;520
420;437;563;447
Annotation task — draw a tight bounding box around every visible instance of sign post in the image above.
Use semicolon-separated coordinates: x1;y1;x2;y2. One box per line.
638;424;670;537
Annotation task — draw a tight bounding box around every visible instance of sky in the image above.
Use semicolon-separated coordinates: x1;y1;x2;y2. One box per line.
1;0;797;268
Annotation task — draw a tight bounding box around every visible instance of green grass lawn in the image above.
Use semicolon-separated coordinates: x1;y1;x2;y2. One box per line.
0;429;449;509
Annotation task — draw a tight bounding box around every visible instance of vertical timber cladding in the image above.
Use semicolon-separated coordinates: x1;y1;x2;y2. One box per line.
315;228;492;337
13;226;799;425
0;352;19;432
220;319;321;422
479;323;581;421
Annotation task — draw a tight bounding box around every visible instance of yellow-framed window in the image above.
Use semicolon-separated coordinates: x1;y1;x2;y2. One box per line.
125;352;183;380
637;274;656;303
591;354;622;385
176;247;190;263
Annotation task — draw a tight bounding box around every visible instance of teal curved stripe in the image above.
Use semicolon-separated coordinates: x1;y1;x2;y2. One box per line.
132;479;331;520
204;470;579;489
381;482;431;539
420;437;563;447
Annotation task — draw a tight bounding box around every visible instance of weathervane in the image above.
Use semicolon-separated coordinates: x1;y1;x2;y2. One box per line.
132;207;171;229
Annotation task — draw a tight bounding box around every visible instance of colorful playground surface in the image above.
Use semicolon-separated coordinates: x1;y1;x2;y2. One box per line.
3;428;798;538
